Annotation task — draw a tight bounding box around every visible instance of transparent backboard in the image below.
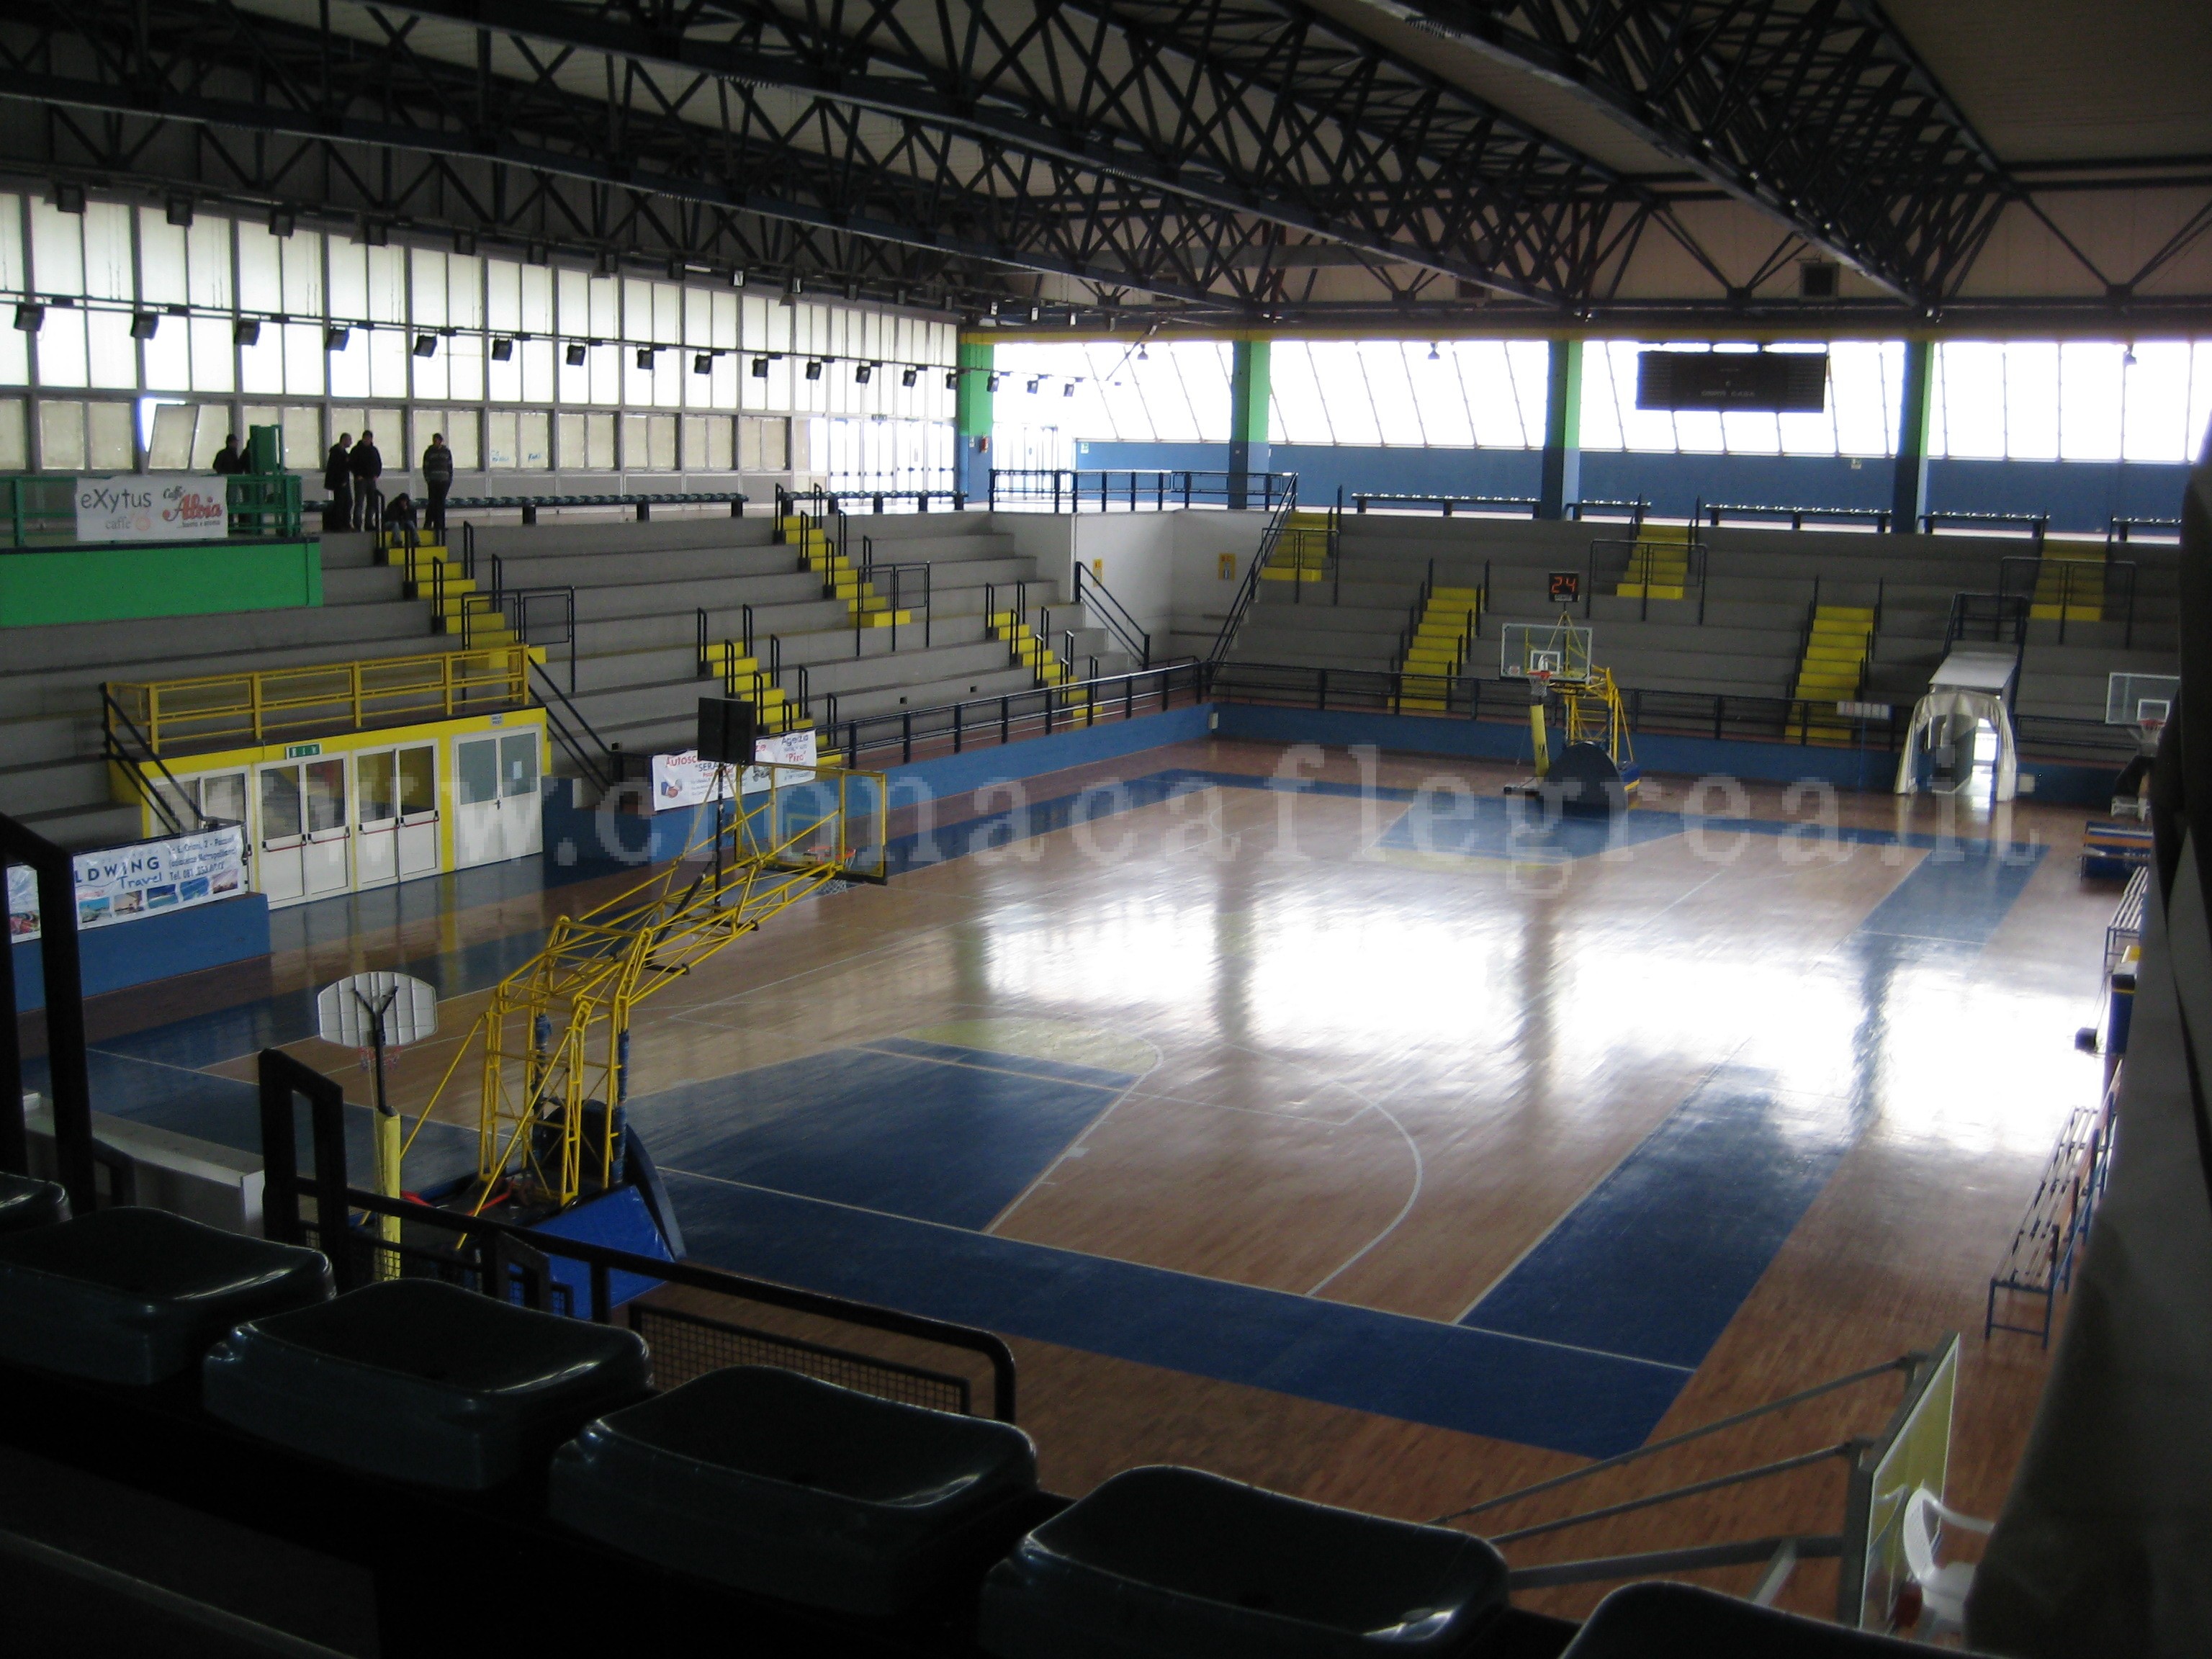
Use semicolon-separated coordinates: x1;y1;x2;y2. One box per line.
1499;620;1594;683
2105;671;2180;727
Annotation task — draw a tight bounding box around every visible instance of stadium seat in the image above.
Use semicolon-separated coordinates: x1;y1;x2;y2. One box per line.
0;1170;70;1233
1559;1580;1933;1655
0;1207;331;1386
202;1278;650;1491
977;1464;1508;1658
549;1364;1039;1615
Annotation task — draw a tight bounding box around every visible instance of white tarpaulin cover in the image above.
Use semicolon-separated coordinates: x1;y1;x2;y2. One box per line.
1894;686;2019;802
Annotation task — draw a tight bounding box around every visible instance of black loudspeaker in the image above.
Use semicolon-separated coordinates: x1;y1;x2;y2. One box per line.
696;698;758;765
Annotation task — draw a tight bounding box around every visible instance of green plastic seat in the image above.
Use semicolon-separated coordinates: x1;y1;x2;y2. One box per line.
550;1365;1038;1615
0;1170;70;1233
979;1465;1508;1658
203;1279;651;1491
0;1207;331;1386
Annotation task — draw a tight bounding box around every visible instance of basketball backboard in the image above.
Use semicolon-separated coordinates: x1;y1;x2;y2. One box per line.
1500;620;1593;684
2105;672;2180;730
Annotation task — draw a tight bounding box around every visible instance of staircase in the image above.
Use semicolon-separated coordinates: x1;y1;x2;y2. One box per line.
1788;604;1874;741
1261;509;1335;585
1398;586;1483;711
1616;526;1695;600
390;538;540;660
785;514;912;631
697;642;811;736
2029;547;2104;622
989;607;1089;709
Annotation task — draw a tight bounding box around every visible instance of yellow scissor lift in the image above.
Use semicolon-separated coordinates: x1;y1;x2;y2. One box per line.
402;763;888;1215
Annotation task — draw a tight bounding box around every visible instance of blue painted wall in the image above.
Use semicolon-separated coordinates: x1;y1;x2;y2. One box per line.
12;893;271;1013
1071;441;2192;534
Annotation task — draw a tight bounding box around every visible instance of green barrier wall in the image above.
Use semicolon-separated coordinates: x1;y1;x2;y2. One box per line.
0;541;321;627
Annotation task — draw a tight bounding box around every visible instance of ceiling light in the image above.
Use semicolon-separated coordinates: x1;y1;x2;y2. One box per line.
1063;380;1076;397
130;312;159;340
731;268;747;289
565;342;588;367
269;208;296;238
804;360;822;381
637;346;657;369
325;325;351;351
52;184;84;214
1428;342;1440;360
413;333;438;359
490;337;514;361
945;370;958;391
12;303;42;333
854;363;873;383
694;352;714;374
751;356;770;378
789;275;805;296
454;230;477;256
901;367;918;387
235;320;264;348
165;197;194;228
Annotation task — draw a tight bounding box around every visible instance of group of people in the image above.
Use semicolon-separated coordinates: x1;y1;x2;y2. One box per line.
321;430;454;542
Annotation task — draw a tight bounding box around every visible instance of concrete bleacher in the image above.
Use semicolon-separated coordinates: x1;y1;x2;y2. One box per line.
449;512;1131;765
1226;513;2180;734
0;536;437;849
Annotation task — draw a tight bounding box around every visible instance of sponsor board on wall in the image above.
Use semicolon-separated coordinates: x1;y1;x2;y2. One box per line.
75;475;229;542
6;824;248;943
647;729;822;812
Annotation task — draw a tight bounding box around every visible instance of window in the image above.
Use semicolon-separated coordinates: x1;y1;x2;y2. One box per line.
558;410;616;469
683;413;735;470
741;415;789;471
621;411;677;470
0;398;28;471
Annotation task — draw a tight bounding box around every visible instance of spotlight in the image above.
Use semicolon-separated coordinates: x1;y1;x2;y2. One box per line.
901;367;917;388
751;356;769;378
454;230;477;256
1064;380;1076;397
693;352;713;375
357;218;390;248
1137;343;1148;360
667;258;688;282
325;325;351;351
986;373;1002;392
52;183;84;214
490;337;514;361
13;303;44;333
413;333;438;359
526;241;549;266
1026;377;1040;394
269;208;296;238
945;370;958;391
165;197;194;228
1428;342;1440;360
636;346;657;369
565;342;588;367
854;363;873;384
731;268;747;289
845;280;860;301
1026;305;1040;324
804;360;823;381
235;320;263;347
130;312;159;340
788;275;805;297
596;249;620;276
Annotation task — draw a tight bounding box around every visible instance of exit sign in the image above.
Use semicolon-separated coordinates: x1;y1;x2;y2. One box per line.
284;742;322;758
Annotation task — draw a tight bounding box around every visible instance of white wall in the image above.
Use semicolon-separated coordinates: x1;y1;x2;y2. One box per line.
1170;510;1272;660
1068;513;1177;650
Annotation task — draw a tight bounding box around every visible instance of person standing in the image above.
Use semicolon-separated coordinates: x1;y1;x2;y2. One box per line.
421;431;454;542
212;433;246;475
349;428;384;530
323;433;354;534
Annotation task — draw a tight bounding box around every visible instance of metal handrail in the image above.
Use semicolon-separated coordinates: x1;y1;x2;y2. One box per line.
989;468;1293;513
1206;480;1300;666
99;688;221;838
530;662;618;793
1072;562;1153;668
819;659;1207;768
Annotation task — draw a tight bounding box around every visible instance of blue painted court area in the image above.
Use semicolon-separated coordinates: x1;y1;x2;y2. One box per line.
629;1038;1134;1231
1377;793;1688;863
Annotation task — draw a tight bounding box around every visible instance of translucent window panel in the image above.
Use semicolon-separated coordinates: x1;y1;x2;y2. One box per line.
649;412;678;469
655;351;683;409
521;338;554;403
739;295;767;351
682;287;709;347
1937;342;2006;459
520;264;552;333
412;336;449;401
240;325;285;395
282;231;323;315
1672;408;1724;454
328;241;367;323
191;407;229;468
282;405;322;469
2001;342;2059;460
2193;343;2212;464
1597;341;1681;451
260;765;305;840
710;291;737;349
408;407;441;460
2121;342;2195;462
588;343;620;405
1350;343;1416;445
486;258;521;333
148;402;197;467
1447;341;1521;449
454;737;498;807
485;339;520;405
1576;342;1624;450
556;269;589;336
1720;410;1782;455
358;750;396;824
0;400;24;472
588;276;619;337
37;310;89;388
0;197;23;296
1266;342;1331;443
707;413;734;469
518;410;550;469
238;222;284;313
445;410;480;470
446;255;482;328
624;343;660;406
555;338;588;404
303;758;347;834
29;201;84;295
186;216;232;309
1774;351;1839;456
0;323;23;389
410;250;448;328
710;354;738;410
366;246;407;323
326;325;367;399
138;212;187;307
621;278;650;341
619;412;646;467
241;406;279;451
200;771;249;824
500;732;539;796
1825;342;1894;457
142;307;191;390
39;401;85;470
86;401;134;469
82;202;134;300
487;408;518;467
1413;345;1478;446
652;282;681;344
1504;341;1551;448
369;328;409;399
397;745;436;815
446;332;482;403
2059;342;2126;461
86;308;138;390
561;409;615;469
1295;342;1370;445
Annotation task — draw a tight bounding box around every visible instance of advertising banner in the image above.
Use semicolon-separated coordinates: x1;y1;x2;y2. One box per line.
75;474;228;542
648;729;821;811
6;823;249;943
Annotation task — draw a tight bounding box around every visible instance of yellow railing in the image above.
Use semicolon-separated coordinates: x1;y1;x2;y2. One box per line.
108;644;532;757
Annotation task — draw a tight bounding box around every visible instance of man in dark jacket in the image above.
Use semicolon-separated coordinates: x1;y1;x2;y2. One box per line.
421;432;454;541
349;428;384;529
323;433;353;534
212;433;246;475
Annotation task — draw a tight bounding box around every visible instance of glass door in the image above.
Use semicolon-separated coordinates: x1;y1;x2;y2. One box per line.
301;757;351;897
498;731;542;861
397;744;440;876
452;734;504;868
256;764;306;904
357;749;399;886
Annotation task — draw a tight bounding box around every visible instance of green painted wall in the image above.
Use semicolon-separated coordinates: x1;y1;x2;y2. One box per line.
0;541;322;628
